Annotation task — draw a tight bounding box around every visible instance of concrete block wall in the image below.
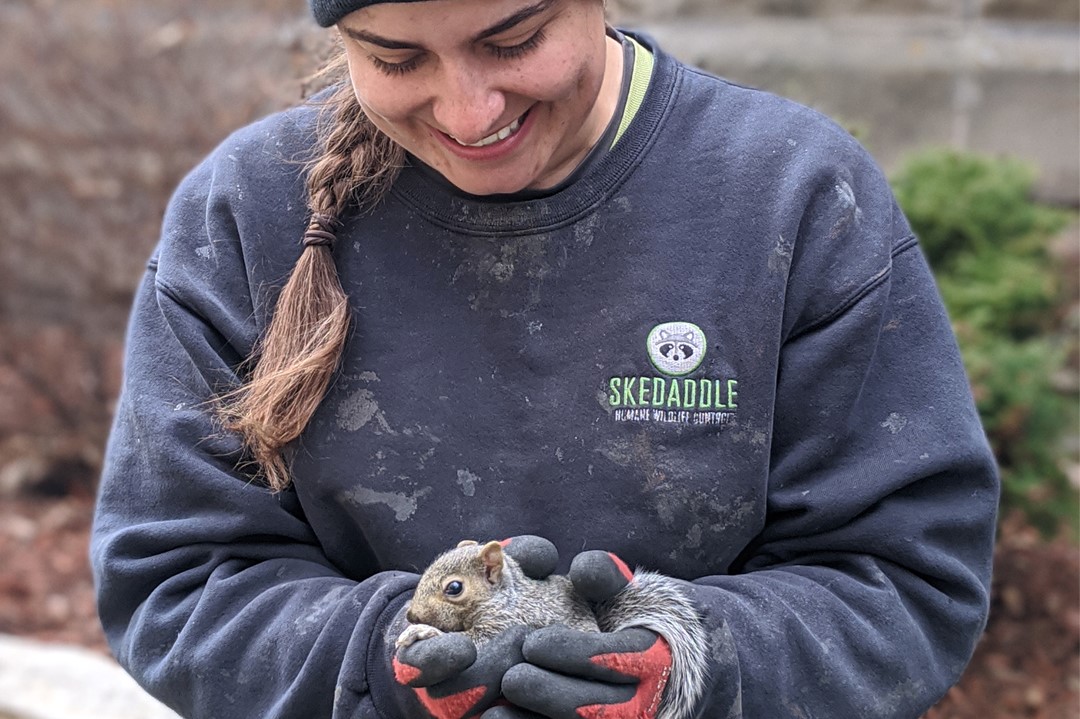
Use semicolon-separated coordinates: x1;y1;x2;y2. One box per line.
611;0;1080;204
612;0;1078;23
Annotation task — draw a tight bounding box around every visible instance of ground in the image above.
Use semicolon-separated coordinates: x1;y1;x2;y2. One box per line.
0;493;1076;717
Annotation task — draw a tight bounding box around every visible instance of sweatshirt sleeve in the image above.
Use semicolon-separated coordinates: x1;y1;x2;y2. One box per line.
90;118;418;718
683;189;999;715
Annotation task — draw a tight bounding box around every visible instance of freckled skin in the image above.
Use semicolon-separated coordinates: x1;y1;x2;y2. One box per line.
336;0;622;195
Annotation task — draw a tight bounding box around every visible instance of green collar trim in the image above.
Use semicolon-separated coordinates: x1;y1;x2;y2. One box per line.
612;36;655;149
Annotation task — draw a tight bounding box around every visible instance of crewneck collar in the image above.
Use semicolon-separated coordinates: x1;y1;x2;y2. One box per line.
389;32;677;236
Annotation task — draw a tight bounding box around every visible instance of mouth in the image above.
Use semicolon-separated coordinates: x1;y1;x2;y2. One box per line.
446;110;528;148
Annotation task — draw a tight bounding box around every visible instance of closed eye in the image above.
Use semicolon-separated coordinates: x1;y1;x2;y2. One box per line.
370;53;424;76
488;27;547;60
370;26;548;75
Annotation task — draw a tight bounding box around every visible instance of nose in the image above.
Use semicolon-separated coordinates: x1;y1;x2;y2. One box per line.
430;62;506;145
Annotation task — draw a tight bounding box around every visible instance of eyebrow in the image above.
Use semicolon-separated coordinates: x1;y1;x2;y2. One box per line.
342;0;556;50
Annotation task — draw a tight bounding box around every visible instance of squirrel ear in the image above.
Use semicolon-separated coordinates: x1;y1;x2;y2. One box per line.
479;540;504;584
456;540;478;548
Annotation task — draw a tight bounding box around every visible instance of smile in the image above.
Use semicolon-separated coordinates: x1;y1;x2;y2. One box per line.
450;113;525;148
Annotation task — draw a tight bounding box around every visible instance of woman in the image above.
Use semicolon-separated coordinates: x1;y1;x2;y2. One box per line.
90;0;999;717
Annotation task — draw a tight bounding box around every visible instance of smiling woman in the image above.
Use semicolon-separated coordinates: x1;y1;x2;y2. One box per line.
338;0;620;195
90;0;1000;718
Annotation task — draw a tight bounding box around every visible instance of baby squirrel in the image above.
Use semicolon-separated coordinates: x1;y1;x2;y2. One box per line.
397;538;710;719
397;539;599;648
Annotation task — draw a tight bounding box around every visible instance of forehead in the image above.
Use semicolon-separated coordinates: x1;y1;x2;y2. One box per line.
341;0;583;38
421;546;474;576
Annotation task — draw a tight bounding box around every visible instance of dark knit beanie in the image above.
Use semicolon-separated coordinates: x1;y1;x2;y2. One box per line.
310;0;431;27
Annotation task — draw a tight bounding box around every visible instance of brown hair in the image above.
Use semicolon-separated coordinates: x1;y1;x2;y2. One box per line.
218;49;405;491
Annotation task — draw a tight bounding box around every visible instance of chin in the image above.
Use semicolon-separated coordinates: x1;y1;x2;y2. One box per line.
446;172;534;197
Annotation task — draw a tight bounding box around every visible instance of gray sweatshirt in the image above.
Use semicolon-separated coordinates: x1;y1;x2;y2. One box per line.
91;33;998;718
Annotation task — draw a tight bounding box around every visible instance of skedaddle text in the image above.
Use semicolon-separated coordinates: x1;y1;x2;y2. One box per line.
608;377;738;410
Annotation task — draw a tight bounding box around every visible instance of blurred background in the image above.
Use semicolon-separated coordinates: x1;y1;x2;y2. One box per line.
0;0;1076;717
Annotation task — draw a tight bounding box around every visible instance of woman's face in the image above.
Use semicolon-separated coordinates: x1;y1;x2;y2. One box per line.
338;0;620;196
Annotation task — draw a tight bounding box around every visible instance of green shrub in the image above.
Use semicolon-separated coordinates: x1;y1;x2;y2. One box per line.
893;151;1067;270
892;149;1077;537
959;331;1074;534
937;249;1059;340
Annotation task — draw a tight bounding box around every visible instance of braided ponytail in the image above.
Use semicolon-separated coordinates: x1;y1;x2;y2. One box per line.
219;50;405;491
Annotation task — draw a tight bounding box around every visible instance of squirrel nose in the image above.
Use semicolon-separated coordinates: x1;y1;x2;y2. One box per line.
405;605;418;624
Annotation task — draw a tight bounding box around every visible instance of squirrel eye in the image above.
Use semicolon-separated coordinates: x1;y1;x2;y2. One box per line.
444;580;464;597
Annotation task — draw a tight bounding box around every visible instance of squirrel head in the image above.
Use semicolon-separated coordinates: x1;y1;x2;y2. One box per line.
406;540;509;632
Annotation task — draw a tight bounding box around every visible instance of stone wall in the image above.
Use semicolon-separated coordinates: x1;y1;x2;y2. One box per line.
612;0;1080;205
613;0;1078;21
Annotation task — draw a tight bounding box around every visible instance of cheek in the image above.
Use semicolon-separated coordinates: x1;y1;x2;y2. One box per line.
344;56;416;126
350;83;406;125
555;38;605;101
510;59;594;124
349;85;428;153
354;96;401;139
546;56;604;125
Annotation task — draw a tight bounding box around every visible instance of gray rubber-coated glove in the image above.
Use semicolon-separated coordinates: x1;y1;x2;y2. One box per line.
499;551;675;719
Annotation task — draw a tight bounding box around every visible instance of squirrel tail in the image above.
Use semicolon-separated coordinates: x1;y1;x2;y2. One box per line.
595;570;709;719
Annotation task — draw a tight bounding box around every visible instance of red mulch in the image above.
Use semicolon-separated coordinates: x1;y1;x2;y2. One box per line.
0;495;1076;717
0;493;107;654
926;515;1080;719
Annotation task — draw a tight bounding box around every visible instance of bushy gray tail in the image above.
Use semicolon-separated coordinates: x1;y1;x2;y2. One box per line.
595;570;709;719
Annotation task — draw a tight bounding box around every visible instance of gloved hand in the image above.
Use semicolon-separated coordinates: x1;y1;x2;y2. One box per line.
501;626;671;719
390;535;562;719
499;550;673;719
394;625;528;719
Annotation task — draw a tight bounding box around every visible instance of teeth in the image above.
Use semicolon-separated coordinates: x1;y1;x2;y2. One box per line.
453;117;522;148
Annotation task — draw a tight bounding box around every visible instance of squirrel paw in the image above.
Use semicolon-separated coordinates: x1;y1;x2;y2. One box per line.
395;623;445;649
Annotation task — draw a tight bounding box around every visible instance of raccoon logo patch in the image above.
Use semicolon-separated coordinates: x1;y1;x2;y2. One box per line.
647;322;707;376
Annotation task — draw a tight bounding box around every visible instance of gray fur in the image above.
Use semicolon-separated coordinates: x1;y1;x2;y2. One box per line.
406;545;708;718
470;558;600;643
478;561;710;718
597;571;710;719
406;544;599;647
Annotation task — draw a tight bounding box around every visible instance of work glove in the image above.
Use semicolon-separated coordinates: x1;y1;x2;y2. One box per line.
393;626;528;719
499;550;674;719
390;535;561;719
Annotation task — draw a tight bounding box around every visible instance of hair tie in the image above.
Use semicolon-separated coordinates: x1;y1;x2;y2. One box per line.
303;213;338;249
